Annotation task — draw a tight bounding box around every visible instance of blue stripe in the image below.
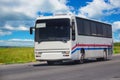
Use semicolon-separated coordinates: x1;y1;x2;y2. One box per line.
71;48;111;54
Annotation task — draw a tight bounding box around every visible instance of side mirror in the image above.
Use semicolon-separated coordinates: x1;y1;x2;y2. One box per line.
30;27;34;34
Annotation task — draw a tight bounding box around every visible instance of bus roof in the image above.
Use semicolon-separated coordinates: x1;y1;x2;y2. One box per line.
36;14;73;20
36;14;111;26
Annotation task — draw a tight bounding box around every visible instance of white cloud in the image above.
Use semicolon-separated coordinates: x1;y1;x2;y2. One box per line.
9;39;33;42
110;0;120;8
114;39;120;42
112;21;120;32
0;39;34;47
17;25;29;31
39;0;70;13
113;33;120;42
1;0;41;18
79;0;111;18
4;24;29;31
0;0;70;18
78;13;87;18
112;21;120;42
78;0;120;18
0;0;71;36
0;30;12;36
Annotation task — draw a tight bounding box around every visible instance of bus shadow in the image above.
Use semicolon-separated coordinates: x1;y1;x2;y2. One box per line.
33;59;110;67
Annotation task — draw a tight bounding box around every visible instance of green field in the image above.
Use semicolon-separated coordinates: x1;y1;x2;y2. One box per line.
114;42;120;54
0;42;120;64
0;47;35;64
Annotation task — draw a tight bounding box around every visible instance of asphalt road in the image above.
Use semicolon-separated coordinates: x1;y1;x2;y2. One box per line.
0;55;120;80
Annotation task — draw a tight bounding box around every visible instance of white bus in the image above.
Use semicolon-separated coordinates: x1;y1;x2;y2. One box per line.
30;14;113;64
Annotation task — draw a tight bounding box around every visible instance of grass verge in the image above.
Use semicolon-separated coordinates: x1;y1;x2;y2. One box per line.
114;42;120;54
0;43;120;64
0;47;35;64
114;46;120;54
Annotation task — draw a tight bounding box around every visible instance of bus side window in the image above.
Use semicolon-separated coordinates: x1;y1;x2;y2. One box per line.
72;22;75;41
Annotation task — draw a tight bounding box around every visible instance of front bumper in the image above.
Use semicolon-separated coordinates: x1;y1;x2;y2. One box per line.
35;51;71;61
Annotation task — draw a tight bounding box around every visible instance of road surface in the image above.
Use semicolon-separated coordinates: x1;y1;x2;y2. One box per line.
0;55;120;80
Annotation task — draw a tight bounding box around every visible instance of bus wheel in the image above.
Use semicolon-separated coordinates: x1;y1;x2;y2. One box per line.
80;54;84;63
80;49;85;64
103;49;108;61
47;61;54;65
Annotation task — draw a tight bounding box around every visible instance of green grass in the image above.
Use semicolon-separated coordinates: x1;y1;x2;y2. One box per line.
114;42;120;46
0;47;35;64
0;42;120;64
114;46;120;54
114;42;120;54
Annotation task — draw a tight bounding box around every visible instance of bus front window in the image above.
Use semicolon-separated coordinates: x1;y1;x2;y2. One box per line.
35;19;70;41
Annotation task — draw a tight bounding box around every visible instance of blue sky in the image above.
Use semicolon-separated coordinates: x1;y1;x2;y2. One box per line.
0;0;120;46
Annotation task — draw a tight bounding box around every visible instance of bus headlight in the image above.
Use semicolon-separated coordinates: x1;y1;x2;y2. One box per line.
62;51;69;56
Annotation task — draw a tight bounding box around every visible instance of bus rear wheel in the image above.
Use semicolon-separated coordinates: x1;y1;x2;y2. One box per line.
103;50;108;61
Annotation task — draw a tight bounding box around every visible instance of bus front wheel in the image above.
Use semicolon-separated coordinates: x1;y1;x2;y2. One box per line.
80;54;84;63
80;49;85;63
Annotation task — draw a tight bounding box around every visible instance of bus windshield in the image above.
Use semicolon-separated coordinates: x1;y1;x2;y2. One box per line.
35;18;70;41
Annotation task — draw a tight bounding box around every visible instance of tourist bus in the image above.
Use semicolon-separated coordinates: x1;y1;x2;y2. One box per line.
30;14;113;64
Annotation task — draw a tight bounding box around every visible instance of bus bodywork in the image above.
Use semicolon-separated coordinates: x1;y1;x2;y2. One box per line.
30;14;113;64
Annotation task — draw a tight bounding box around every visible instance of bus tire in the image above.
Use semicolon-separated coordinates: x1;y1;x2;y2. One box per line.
103;49;108;61
80;49;85;64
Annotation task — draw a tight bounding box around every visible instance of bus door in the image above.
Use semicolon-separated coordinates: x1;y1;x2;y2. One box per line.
71;20;78;59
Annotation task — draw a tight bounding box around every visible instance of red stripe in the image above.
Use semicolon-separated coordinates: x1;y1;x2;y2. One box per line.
72;44;112;50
